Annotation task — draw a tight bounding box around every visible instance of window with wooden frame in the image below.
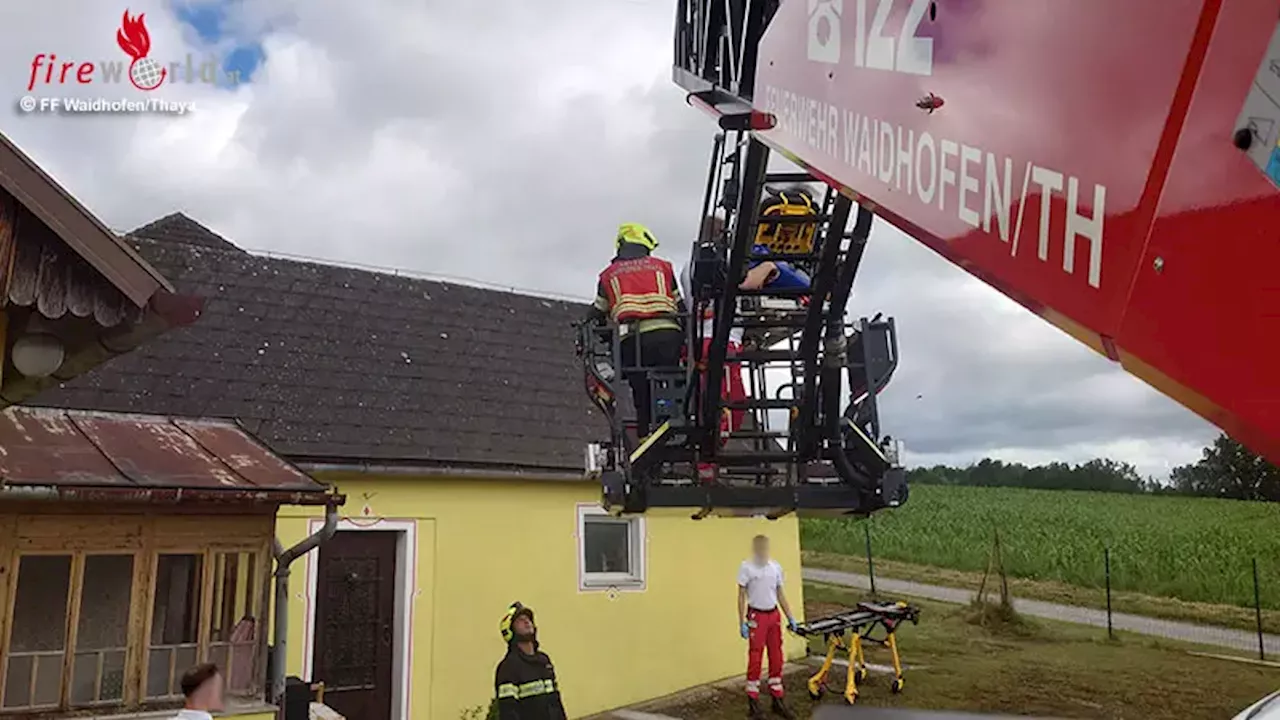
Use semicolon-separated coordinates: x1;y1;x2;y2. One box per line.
0;515;272;717
145;553;204;700
206;551;261;697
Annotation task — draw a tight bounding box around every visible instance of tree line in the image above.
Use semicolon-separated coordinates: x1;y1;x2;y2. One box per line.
910;433;1280;502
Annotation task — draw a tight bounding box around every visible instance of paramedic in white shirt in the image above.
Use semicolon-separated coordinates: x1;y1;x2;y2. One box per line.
736;534;798;719
169;662;223;720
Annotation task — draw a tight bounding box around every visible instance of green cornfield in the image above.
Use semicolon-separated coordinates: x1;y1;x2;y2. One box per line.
800;485;1280;609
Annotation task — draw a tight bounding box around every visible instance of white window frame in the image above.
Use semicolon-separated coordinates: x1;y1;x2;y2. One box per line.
575;504;646;592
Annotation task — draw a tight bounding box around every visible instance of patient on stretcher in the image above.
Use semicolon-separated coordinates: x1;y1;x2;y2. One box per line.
743;242;812;294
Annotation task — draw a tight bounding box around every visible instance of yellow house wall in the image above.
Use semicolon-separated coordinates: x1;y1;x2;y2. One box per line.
275;474;805;720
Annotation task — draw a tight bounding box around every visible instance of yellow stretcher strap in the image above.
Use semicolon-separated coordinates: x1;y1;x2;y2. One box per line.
756;193;817;255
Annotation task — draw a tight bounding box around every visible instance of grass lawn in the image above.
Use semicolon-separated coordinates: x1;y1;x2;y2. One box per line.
644;583;1280;719
804;549;1280;634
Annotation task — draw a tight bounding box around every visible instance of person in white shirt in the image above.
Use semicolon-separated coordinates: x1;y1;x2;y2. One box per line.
736;534;798;720
170;662;223;720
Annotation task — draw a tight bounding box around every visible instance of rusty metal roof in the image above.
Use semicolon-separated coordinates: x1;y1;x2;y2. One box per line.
0;406;336;505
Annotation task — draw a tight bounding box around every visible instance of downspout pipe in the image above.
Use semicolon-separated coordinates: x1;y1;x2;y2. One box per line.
271;501;340;706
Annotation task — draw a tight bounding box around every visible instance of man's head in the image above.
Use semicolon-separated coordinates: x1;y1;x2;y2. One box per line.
179;662;223;711
500;602;538;645
699;214;726;246
512;608;536;643
752;534;770;564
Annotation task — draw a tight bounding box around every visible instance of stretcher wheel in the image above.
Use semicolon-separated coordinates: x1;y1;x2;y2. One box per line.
807;673;826;700
891;678;904;693
856;667;869;683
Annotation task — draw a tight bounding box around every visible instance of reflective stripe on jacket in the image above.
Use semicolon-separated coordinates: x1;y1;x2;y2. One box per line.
598;255;680;326
495;645;567;720
497;678;558;700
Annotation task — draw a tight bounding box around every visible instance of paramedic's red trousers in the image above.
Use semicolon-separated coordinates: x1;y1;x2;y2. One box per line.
697;339;746;484
703;339;747;437
746;607;785;698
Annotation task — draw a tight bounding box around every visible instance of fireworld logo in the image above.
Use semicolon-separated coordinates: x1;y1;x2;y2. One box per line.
117;10;165;90
26;9;242;93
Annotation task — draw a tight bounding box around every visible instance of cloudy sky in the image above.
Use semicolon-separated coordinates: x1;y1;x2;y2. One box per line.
1;0;1218;478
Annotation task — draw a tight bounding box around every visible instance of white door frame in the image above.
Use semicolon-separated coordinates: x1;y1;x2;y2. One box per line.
301;518;417;720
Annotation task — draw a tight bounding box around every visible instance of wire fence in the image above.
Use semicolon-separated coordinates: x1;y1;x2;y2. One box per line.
813;522;1277;661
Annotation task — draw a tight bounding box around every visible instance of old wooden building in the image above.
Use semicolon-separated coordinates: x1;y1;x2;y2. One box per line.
0;133;343;719
0;406;338;717
0;132;202;403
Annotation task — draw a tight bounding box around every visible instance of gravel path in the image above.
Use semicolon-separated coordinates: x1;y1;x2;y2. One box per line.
609;711;683;720
803;567;1279;656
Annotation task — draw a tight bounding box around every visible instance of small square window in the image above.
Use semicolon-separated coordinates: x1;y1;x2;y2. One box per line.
577;505;645;591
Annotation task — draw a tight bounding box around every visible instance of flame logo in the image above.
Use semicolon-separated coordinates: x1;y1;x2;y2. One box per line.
116;10;151;60
116;10;167;91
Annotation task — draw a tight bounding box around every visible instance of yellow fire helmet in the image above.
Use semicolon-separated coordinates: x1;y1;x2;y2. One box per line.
615;222;659;252
499;601;535;643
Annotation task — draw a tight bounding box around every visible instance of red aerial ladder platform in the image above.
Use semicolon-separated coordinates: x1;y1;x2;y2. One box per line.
580;0;1279;519
685;0;1280;464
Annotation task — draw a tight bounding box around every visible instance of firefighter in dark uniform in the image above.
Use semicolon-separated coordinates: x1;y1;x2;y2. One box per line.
495;602;567;720
587;222;686;438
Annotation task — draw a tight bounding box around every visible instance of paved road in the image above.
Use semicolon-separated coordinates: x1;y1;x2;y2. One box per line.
803;567;1279;656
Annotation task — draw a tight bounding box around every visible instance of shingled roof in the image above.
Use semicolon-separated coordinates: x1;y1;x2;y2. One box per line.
35;214;601;475
130;212;246;254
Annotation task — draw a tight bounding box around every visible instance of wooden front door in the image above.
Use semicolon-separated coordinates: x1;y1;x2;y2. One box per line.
313;531;398;720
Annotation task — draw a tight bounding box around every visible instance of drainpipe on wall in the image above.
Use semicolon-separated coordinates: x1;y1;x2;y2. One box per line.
272;500;340;706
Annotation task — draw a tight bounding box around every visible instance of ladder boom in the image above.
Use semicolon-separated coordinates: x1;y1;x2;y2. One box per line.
676;0;1280;464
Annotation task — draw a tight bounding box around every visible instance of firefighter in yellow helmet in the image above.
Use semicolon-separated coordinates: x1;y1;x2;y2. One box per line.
494;602;567;720
586;223;686;438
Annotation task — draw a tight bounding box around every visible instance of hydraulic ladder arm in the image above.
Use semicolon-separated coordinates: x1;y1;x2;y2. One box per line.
580;126;909;518
673;0;1280;465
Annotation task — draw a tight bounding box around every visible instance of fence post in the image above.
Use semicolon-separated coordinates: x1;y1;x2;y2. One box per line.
864;521;877;597
1105;547;1114;640
1254;558;1265;661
